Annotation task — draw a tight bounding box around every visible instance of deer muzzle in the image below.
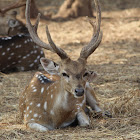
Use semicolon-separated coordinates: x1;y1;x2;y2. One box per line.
75;88;84;97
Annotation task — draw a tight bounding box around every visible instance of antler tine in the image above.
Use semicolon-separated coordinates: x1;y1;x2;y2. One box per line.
46;26;68;59
79;0;102;60
26;0;53;51
26;0;68;59
86;17;96;32
33;13;40;34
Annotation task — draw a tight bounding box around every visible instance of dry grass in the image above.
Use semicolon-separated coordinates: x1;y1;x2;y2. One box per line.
0;0;140;139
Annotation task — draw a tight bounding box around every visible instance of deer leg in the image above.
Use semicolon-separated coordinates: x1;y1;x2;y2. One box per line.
85;83;102;112
77;111;90;127
27;123;48;132
85;83;112;118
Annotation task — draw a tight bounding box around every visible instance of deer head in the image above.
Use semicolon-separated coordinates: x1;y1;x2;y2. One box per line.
7;15;28;36
26;0;102;97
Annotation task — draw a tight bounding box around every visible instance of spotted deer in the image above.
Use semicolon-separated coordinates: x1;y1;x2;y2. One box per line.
19;0;103;131
0;7;44;72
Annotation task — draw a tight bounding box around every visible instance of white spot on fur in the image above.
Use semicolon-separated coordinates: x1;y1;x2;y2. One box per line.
7;37;12;39
32;86;36;89
40;51;43;54
7;48;10;51
26;54;30;57
44;102;47;111
50;110;54;115
27;106;29;110
37;103;41;107
77;106;80;110
8;57;11;60
51;94;53;99
34;50;37;53
41;87;44;94
2;52;5;55
12;62;16;65
29;63;34;67
10;52;14;56
7;65;10;68
23;56;27;59
30;102;33;105
18;55;22;58
11;43;14;46
37;55;40;59
29;110;32;113
34;59;38;63
30;51;34;54
33;89;37;92
33;113;38;118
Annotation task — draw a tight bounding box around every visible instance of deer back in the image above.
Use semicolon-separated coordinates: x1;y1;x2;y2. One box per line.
0;34;44;72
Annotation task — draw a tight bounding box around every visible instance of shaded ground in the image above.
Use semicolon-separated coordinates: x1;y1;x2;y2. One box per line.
0;0;140;139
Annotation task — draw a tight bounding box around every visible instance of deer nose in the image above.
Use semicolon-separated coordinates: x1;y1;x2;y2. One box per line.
75;88;84;97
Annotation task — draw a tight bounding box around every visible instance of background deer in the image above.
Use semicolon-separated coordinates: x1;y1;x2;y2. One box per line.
19;0;103;132
0;34;44;72
0;3;45;72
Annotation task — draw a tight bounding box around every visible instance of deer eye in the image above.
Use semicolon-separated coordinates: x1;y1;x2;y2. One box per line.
62;72;69;78
83;72;89;77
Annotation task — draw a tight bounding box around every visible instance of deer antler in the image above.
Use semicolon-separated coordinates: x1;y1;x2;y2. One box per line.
79;0;102;60
45;26;68;59
26;0;68;59
0;0;25;14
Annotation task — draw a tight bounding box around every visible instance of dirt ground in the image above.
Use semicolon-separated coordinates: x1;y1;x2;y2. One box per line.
0;0;140;139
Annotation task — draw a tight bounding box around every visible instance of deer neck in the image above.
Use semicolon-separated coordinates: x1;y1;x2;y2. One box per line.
54;80;85;112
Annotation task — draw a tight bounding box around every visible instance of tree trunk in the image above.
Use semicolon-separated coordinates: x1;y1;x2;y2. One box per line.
20;0;38;18
20;0;49;19
0;0;49;19
54;0;93;18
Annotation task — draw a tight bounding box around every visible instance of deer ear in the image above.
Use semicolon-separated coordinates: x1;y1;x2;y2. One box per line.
8;19;19;28
40;58;59;75
83;71;97;83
